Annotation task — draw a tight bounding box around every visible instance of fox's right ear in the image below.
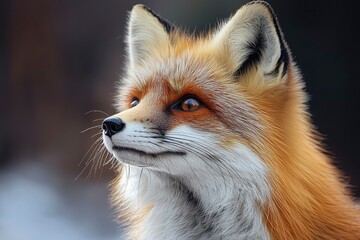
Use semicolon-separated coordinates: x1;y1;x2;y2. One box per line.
127;5;174;68
212;1;289;79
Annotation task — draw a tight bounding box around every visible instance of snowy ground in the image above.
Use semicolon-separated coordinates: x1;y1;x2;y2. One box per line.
0;161;123;240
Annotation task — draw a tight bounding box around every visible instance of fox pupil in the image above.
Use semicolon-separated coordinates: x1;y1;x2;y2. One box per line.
130;98;139;108
181;98;199;111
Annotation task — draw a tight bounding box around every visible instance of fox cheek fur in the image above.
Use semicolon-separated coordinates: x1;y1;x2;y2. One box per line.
101;1;360;239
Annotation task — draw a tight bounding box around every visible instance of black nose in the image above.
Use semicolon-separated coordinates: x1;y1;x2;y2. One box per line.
102;117;125;137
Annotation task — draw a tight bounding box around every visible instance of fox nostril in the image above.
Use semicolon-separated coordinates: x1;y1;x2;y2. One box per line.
102;117;125;137
102;123;108;131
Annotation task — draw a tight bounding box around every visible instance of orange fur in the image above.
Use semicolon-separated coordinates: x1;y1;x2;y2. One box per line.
252;68;360;239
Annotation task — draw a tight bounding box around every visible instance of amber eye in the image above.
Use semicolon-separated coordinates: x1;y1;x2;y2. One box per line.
130;98;139;108
180;98;201;112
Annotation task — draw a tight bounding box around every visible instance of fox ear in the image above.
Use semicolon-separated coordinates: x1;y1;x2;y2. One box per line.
127;5;174;68
212;1;289;78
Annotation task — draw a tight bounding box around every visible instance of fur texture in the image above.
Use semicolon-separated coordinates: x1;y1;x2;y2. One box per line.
102;1;360;239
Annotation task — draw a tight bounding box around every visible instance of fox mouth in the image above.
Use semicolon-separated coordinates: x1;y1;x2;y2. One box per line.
113;146;186;157
112;146;186;167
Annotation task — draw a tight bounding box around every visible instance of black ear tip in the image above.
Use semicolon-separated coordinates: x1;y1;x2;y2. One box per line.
246;1;273;10
136;4;175;33
246;1;278;23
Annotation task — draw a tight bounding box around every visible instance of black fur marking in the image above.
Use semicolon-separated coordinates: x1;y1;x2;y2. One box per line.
234;23;265;77
252;1;289;77
140;5;175;33
166;176;214;235
235;1;290;78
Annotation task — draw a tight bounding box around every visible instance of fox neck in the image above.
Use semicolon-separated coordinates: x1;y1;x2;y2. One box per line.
260;68;360;239
115;165;270;240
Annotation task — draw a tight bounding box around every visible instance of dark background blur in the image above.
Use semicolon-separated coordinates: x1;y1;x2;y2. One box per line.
1;0;359;239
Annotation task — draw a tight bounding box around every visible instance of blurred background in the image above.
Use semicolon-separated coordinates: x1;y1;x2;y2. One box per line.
1;0;359;239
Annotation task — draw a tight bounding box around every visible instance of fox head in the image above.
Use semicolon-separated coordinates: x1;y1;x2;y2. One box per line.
102;1;295;194
101;2;360;239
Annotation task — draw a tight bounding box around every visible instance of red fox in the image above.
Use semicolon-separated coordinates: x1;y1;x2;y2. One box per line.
101;1;360;239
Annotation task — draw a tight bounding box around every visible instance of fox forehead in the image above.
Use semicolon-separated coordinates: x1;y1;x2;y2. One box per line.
119;51;210;108
125;49;226;92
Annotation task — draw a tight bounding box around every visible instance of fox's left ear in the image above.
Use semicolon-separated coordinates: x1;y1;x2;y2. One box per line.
127;5;174;68
212;1;289;78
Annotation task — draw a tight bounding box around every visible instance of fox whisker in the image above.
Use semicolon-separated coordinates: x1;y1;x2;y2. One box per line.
81;125;102;134
85;110;109;116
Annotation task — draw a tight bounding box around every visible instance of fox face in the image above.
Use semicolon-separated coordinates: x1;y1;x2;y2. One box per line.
103;1;288;186
101;1;360;239
103;62;269;202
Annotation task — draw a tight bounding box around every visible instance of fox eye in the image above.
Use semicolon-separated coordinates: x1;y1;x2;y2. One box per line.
180;98;201;112
130;98;139;108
